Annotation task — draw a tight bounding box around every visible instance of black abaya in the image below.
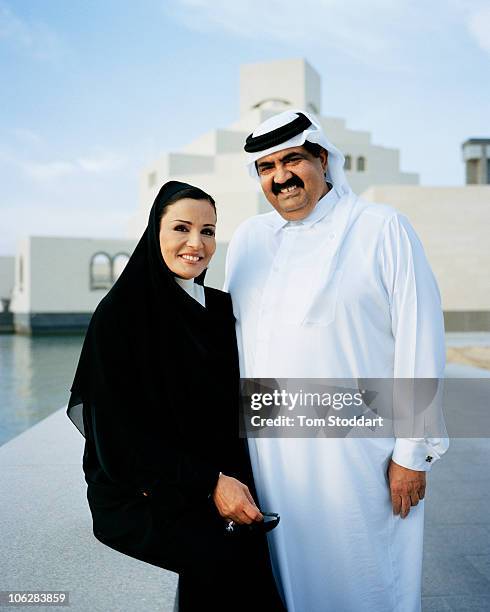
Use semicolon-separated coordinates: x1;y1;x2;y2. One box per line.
67;181;284;611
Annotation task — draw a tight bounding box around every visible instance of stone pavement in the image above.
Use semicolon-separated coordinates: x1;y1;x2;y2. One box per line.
0;409;178;612
423;437;490;611
1;367;489;611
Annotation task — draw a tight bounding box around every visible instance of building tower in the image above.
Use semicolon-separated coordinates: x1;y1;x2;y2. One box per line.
462;138;490;185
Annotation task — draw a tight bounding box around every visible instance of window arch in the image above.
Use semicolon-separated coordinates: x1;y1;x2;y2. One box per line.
344;155;352;171
90;252;112;290
252;98;291;110
112;252;130;281
357;156;366;172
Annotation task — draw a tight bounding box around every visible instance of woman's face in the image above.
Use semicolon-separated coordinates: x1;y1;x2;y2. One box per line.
159;198;217;279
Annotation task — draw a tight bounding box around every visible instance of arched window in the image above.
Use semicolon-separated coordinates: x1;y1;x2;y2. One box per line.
344;155;352;171
252;98;291;110
112;253;130;281
90;252;112;290
357;156;366;172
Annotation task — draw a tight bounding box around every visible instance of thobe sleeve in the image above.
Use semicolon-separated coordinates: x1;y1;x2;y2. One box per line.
378;213;449;471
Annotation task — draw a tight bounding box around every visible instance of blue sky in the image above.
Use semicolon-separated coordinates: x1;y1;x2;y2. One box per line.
1;0;489;255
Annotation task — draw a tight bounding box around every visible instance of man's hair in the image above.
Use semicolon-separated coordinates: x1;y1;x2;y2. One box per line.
254;140;326;173
302;140;324;158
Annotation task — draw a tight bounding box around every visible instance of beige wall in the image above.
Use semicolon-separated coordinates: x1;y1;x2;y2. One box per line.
131;59;419;244
204;242;228;290
133;121;419;245
239;58;321;116
10;237;137;314
0;256;15;302
361;186;490;312
10;239;30;314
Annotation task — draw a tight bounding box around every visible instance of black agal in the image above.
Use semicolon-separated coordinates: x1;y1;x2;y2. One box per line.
244;113;312;153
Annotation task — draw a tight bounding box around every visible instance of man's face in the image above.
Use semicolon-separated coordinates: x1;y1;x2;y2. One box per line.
256;145;329;221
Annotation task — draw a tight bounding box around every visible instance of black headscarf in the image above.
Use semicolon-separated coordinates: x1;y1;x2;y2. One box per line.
67;181;243;508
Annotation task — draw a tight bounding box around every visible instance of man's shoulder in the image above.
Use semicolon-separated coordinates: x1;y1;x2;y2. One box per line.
238;210;278;230
353;196;400;224
350;196;418;248
230;211;278;244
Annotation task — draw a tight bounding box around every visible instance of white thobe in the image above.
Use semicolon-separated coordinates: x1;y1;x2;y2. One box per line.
224;188;448;612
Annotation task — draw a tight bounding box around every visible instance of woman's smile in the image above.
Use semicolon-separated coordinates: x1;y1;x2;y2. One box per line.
179;253;203;264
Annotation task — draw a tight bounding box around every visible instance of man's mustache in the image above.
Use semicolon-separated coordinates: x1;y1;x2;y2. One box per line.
272;176;304;195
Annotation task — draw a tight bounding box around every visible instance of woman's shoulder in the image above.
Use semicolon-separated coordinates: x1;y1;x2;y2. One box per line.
90;290;133;336
203;286;233;312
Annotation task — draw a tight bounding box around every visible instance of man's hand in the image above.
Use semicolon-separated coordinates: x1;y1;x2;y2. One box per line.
388;460;426;519
212;474;263;525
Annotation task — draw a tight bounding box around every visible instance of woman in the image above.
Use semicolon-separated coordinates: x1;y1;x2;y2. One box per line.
67;181;284;611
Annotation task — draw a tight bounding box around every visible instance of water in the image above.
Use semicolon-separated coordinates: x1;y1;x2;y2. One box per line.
0;334;84;446
1;332;489;448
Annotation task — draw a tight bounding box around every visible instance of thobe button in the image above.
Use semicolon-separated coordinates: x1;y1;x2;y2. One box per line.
425;456;433;463
328;233;336;240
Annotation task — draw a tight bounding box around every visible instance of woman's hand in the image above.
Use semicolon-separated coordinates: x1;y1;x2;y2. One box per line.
212;474;263;525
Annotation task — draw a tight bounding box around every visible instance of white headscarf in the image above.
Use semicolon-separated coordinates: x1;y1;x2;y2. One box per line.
245;109;351;196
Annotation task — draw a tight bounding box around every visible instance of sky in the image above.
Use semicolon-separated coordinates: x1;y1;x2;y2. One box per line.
1;0;489;255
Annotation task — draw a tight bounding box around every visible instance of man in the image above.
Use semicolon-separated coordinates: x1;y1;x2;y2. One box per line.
224;110;448;612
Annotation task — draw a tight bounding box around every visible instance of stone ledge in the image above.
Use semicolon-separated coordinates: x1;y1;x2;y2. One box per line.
0;408;178;612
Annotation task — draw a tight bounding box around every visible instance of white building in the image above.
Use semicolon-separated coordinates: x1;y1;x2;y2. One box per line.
131;58;419;289
462;138;490;185
130;58;489;330
0;256;15;332
9;237;135;333
6;58;490;333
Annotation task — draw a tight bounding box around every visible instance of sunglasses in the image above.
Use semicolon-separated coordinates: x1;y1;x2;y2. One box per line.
224;512;280;536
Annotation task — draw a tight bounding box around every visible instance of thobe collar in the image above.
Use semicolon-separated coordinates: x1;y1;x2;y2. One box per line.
270;185;341;234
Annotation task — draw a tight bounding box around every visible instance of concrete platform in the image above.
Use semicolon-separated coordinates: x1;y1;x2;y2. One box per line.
1;384;489;611
422;437;490;611
0;409;178;612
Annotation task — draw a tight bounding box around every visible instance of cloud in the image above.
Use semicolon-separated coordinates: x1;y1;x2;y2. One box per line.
466;5;490;53
0;203;134;256
77;152;126;175
169;0;490;68
10;128;43;145
168;0;433;66
447;0;490;54
22;160;77;181
1;134;126;182
0;1;63;61
0;3;30;45
17;151;127;182
0;149;62;180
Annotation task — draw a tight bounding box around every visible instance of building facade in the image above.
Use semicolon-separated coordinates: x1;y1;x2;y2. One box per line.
9;237;135;334
462;138;490;185
0;256;15;332
6;58;489;332
130;58;419;250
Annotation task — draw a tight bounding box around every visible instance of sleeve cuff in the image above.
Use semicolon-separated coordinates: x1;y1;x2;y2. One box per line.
392;438;441;471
